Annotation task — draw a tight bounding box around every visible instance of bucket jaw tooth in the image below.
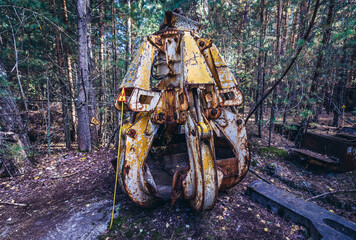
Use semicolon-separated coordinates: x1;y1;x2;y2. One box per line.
212;109;250;189
118;113;160;207
180;112;218;211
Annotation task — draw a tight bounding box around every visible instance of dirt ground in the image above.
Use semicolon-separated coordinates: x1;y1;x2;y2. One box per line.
0;122;355;239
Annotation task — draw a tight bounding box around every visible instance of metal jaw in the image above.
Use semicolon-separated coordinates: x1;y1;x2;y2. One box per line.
113;12;249;211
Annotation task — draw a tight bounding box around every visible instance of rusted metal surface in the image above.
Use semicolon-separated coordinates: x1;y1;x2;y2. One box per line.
163;11;201;32
273;123;356;170
113;11;250;211
300;132;356;170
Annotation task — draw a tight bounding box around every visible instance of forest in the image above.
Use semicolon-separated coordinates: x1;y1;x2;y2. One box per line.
0;0;355;239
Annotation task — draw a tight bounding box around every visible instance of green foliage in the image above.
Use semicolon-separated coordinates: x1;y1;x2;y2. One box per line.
0;142;25;164
0;75;8;88
257;146;288;159
0;0;354;148
9;143;24;159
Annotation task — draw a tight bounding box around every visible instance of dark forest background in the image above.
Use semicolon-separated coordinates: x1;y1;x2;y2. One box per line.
0;0;355;175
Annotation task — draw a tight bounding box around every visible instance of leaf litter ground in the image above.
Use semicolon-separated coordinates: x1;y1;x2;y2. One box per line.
0;124;355;240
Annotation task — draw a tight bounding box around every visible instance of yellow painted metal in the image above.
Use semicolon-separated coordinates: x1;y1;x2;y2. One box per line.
118;113;160;206
113;11;250;211
212;108;250;189
117;122;132;194
119;39;155;91
201;48;221;88
183;112;218;211
181;32;215;86
208;44;238;89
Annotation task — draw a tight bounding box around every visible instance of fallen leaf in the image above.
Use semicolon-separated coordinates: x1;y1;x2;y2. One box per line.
291;225;300;234
222;226;225;231
264;228;268;232
260;220;266;224
329;209;334;213
34;176;39;180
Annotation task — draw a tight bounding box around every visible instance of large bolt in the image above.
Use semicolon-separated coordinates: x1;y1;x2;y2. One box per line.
158;112;165;121
199;41;205;47
237;119;243;125
211;108;218;116
128;129;137;138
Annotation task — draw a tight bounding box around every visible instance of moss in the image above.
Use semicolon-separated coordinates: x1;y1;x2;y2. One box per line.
99;210;160;240
104;215;128;232
257;146;288;158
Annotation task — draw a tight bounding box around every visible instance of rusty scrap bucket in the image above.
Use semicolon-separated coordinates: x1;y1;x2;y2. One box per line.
112;11;250;211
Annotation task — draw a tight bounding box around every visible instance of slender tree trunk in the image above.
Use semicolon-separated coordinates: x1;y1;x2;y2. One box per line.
62;0;76;141
77;0;92;151
310;0;335;122
281;0;289;55
243;0;249;28
259;52;266;138
112;2;119;144
269;0;282;146
126;0;132;70
52;0;71;149
256;0;265;136
298;1;310;41
275;0;282;56
289;5;299;50
46;73;51;156
332;46;347;126
87;12;99;147
99;0;105;141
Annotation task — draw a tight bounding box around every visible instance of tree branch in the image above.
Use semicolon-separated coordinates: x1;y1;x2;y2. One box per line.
0;5;75;42
306;189;356;202
0;201;27;207
245;0;321;123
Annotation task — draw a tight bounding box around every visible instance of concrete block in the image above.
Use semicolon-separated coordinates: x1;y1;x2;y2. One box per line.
248;180;356;240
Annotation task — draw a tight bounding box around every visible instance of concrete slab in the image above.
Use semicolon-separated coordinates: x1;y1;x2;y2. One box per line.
40;199;118;240
248;180;356;240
